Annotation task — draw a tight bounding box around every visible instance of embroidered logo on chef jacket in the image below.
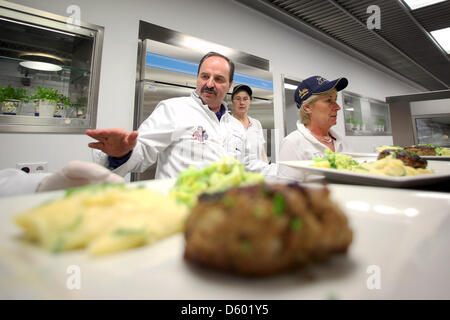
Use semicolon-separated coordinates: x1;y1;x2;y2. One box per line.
192;126;209;143
298;89;309;99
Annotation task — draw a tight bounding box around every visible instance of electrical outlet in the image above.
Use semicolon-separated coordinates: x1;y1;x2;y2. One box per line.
16;162;48;174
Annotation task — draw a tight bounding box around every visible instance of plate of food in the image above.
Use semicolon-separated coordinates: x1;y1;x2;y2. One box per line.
376;144;450;161
279;150;450;187
340;152;378;158
1;158;449;300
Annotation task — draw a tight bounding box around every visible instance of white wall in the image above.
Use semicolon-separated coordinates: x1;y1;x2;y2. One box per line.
2;0;421;171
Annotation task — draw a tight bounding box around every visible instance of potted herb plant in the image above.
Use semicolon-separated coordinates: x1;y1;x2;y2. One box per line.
0;85;28;115
345;117;354;131
54;94;72;118
357;119;365;131
375;119;385;132
32;86;61;117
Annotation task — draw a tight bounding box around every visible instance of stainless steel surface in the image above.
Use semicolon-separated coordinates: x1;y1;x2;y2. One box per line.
0;0;103;134
386;89;450;103
0;0;103;33
412;113;450;147
282;75;301;136
388;89;450;147
234;0;450;91
139;20;270;71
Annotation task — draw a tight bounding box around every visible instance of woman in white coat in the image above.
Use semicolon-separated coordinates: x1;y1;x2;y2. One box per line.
278;75;350;182
231;84;269;163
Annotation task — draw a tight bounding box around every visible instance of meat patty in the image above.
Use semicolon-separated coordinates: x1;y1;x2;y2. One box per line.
184;183;353;276
377;149;427;169
404;145;436;156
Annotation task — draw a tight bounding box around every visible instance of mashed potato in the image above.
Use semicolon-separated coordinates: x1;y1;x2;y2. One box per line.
14;184;188;255
352;157;434;176
376;145;403;152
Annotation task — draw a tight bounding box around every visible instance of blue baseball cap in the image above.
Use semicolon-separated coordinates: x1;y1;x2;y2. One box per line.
294;76;348;108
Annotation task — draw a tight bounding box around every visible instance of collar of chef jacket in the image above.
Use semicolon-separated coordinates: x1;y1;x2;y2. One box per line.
296;120;344;150
191;91;229;121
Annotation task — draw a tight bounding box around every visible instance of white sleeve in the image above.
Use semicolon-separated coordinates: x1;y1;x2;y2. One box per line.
0;169;51;197
277;138;307;182
241;135;278;177
108;101;178;177
257;121;266;145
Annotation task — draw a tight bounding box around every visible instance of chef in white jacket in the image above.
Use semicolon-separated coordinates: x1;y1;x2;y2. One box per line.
87;52;273;179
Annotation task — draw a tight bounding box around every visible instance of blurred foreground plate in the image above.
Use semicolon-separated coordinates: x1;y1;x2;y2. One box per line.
0;179;449;299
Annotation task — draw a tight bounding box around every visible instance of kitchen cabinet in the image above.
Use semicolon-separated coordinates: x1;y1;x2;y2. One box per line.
0;1;103;133
342;91;392;136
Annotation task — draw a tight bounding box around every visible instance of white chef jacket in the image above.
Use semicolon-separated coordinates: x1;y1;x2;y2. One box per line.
247;116;267;162
232;115;267;163
94;92;273;179
277;121;350;182
0;169;50;197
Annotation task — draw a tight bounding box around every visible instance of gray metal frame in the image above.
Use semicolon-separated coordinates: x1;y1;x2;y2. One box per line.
0;0;104;133
387;89;450;147
386;90;450;103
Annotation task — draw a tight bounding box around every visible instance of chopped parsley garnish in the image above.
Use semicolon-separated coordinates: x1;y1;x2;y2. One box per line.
222;196;235;208
273;193;286;216
65;183;125;197
112;228;146;237
253;205;264;217
290;218;303;231
240;240;252;253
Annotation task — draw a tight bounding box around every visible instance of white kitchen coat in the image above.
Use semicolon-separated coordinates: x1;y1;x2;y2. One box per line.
247;116;267;162
94;92;275;179
0;169;50;197
231;115;267;163
278;120;350;182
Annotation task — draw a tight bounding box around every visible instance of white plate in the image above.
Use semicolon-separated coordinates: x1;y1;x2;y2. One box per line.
341;152;378;158
421;156;450;161
342;152;450;161
279;160;450;187
0;180;450;299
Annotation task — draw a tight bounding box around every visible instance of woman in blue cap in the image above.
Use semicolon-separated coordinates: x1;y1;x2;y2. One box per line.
278;75;351;181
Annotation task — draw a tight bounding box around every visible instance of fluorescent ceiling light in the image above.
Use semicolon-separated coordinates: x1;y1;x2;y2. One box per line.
181;36;233;56
19;61;62;71
430;27;450;54
402;0;446;10
284;83;298;90
345;108;354;111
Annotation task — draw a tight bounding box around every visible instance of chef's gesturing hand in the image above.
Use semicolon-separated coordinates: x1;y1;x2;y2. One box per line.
86;128;138;157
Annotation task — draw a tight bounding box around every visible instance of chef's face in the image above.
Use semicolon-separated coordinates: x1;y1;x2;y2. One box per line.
232;91;251;116
196;56;233;109
309;90;340;128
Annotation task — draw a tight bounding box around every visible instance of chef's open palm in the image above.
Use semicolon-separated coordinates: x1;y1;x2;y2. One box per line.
86;128;138;157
